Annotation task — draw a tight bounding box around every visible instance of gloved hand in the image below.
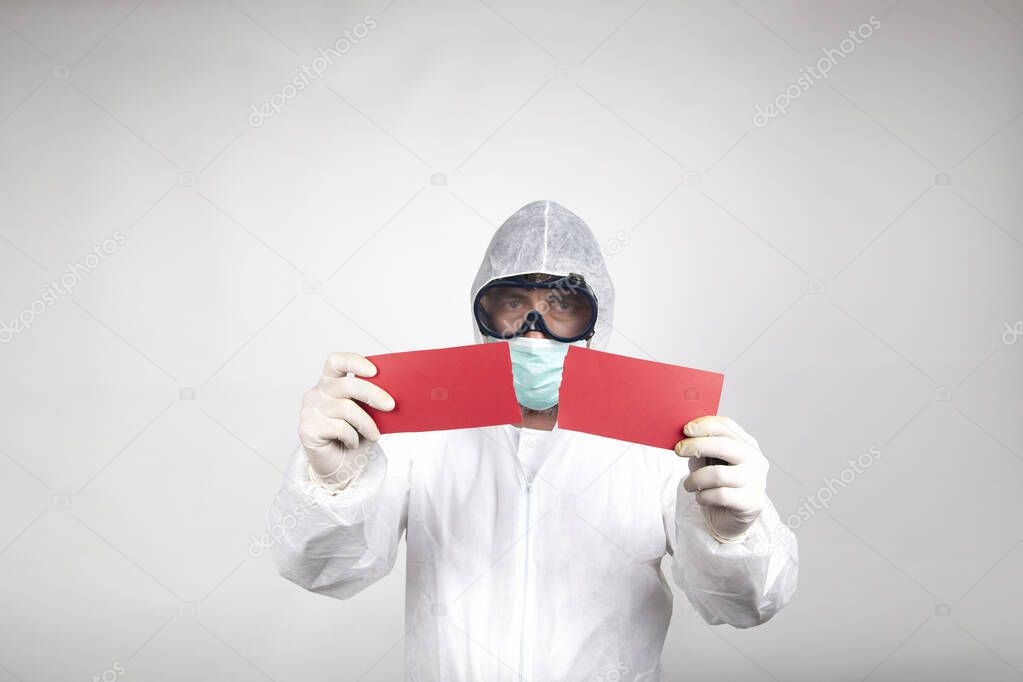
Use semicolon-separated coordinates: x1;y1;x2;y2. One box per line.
674;415;769;543
299;352;395;493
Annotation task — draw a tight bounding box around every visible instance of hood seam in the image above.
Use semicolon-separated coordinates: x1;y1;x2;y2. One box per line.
540;200;550;271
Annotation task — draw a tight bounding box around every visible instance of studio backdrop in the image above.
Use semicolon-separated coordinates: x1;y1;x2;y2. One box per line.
0;0;1021;680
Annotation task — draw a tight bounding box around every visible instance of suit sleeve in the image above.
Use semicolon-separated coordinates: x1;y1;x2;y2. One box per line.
662;464;799;627
268;437;412;600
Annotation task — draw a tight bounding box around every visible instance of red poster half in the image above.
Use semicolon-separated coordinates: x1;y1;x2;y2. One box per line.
558;346;724;450
363;343;522;434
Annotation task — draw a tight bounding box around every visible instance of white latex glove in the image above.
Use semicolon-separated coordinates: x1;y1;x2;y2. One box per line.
299;352;395;493
674;415;769;543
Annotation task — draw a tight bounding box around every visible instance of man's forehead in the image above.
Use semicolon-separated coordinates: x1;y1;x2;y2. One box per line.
518;272;560;283
491;287;551;297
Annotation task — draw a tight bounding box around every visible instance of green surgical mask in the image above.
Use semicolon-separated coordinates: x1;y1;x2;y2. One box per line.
502;337;583;410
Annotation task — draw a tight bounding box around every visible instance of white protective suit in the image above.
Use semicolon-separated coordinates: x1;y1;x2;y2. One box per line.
269;200;799;681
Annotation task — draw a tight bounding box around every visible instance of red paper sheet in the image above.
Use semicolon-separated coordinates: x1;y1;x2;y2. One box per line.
558;346;724;451
363;344;522;434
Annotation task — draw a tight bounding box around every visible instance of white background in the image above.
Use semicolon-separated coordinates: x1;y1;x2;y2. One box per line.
0;0;1021;680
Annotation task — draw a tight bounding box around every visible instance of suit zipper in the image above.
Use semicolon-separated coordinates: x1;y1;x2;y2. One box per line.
519;473;534;681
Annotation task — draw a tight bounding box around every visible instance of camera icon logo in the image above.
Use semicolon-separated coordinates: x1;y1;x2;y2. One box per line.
431;387;448;401
177;172;197;187
52;65;70;79
555;64;575;79
683;387;700;401
303;279;323;294
178;602;197;617
52;494;71;509
808;279;827;294
179;387;196;400
934;387;952;401
934;173;951;186
934;603;951;616
430;173;447;186
681;171;702;187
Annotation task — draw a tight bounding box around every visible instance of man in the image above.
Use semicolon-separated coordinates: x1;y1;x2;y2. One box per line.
270;200;798;681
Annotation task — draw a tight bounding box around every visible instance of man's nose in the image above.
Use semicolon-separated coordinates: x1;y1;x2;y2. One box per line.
523;330;549;339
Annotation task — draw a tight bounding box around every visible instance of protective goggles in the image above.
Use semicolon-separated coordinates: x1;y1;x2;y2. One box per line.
473;273;598;344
